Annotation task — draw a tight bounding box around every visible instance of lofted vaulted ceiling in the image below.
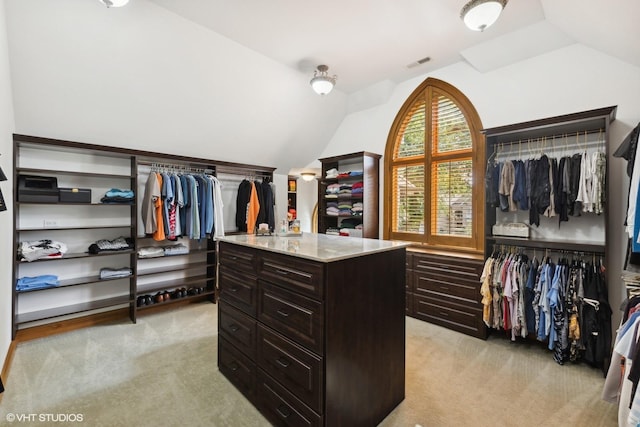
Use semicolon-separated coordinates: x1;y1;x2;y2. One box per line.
147;0;640;95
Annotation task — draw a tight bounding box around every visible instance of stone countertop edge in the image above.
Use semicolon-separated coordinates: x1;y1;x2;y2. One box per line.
216;233;410;263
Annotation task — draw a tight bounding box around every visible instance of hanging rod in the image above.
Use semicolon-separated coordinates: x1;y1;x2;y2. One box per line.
137;160;214;174
492;130;605;161
491;129;604;149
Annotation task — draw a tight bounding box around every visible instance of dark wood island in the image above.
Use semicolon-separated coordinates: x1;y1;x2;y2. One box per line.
216;233;408;426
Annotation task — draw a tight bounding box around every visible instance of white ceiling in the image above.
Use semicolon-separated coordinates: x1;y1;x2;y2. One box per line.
147;0;640;95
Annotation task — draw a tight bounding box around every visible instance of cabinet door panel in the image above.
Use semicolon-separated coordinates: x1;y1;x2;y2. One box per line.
256;369;322;427
219;302;256;360
257;324;323;413
219;242;257;273
218;337;256;400
258;253;324;300
218;265;258;316
258;280;324;355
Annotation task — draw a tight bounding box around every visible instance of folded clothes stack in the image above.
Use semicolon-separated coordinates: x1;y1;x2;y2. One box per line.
19;240;68;262
101;188;135;204
16;274;59;291
325;168;339;179
88;237;134;254
99;267;133;280
138;246;165;258
163;243;189;256
137;243;190;258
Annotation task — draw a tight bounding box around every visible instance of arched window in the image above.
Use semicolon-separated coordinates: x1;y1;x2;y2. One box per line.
384;78;485;253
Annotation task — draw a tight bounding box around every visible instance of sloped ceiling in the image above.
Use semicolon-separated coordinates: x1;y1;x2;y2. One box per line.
4;0;639;175
148;0;640;94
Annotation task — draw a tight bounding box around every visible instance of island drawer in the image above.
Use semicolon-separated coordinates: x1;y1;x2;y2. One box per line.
219;337;256;401
258;280;324;355
257;369;322;427
257;324;323;413
218;265;259;316
219;302;257;360
258;252;324;300
219;242;257;273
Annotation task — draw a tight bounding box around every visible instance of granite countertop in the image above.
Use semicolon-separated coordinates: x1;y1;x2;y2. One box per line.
217;233;410;263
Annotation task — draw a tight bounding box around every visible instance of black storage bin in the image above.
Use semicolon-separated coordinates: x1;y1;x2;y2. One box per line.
18;175;59;203
59;187;91;203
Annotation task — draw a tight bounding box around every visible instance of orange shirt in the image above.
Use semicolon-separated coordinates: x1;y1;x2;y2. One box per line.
153;172;166;241
246;182;261;233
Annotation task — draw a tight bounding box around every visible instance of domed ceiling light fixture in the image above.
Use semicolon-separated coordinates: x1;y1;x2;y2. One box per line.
300;172;316;182
98;0;130;8
460;0;508;32
310;65;337;96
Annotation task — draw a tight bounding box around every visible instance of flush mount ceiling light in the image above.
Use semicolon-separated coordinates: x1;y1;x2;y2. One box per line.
460;0;508;32
300;172;316;182
310;65;337;96
98;0;130;7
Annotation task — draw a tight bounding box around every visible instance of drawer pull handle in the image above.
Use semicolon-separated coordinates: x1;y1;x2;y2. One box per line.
276;309;290;318
440;311;449;317
229;323;239;332
229;286;239;293
275;268;289;276
276;405;291;419
230;256;238;260
276;357;290;368
229;362;239;372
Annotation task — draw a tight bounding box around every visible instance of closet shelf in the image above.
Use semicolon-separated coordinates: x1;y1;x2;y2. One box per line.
17;224;133;231
137;261;214;277
136;247;214;259
487;233;605;254
16;201;134;206
16;295;131;325
16;167;135;179
136;290;214;311
18;249;136;263
137;274;211;295
17;274;133;294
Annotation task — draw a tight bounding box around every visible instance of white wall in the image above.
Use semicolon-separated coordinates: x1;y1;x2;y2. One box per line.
3;0;347;174
0;0;15;377
295;178;318;233
319;43;640;329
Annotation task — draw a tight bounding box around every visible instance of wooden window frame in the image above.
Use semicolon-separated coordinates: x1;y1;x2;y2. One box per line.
384;78;485;254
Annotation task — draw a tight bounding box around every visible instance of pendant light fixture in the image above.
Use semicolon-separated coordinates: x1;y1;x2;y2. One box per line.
310;65;337;96
98;0;130;8
460;0;508;32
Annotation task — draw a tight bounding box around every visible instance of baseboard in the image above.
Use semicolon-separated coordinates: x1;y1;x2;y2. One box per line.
14;308;130;343
0;340;17;403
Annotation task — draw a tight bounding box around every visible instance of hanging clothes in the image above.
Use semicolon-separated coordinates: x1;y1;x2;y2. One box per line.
141;170;224;241
482;249;610;368
246;181;261;233
236;179;252;232
141;171;162;237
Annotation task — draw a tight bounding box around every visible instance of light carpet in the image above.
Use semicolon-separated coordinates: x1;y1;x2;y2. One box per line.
0;302;618;426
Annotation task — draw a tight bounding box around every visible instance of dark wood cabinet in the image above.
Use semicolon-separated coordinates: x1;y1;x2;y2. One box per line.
317;151;381;239
217;238;406;426
406;250;486;339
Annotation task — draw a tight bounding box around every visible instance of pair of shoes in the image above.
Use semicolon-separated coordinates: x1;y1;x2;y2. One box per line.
154;291;171;303
137;294;156;307
172;287;188;299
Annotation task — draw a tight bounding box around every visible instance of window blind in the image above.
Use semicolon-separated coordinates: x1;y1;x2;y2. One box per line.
392;164;424;233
